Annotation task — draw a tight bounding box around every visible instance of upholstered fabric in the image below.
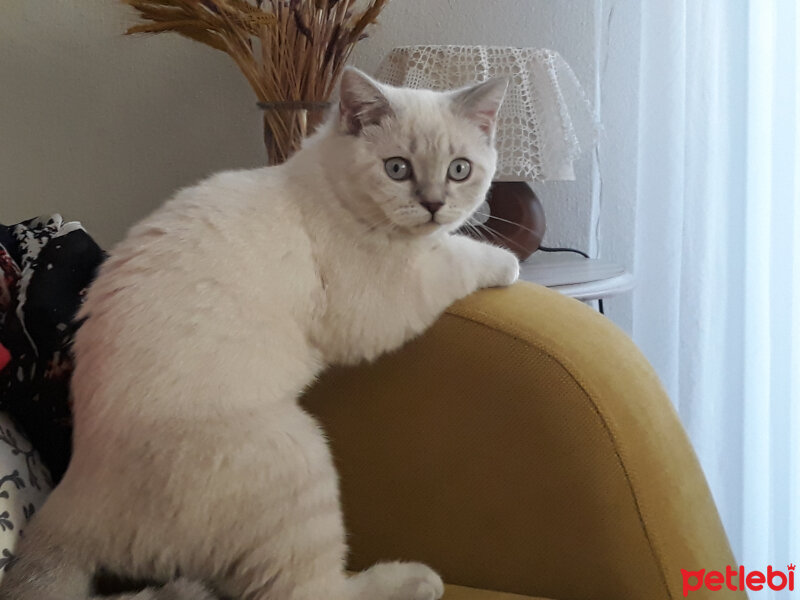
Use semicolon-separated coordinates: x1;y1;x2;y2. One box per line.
0;412;52;584
302;282;743;600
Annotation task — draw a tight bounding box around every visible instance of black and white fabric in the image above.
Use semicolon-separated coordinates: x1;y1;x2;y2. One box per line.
0;215;105;482
0;412;51;581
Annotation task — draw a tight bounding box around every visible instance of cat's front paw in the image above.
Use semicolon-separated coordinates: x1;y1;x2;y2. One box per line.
481;245;520;288
350;561;444;600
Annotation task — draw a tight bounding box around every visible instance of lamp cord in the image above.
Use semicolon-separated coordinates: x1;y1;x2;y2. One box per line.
538;245;590;259
536;246;604;315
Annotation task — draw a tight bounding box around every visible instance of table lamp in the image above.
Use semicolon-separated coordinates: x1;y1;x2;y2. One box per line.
376;46;594;260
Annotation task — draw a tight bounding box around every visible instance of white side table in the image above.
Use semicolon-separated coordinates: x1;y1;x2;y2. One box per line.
518;252;634;302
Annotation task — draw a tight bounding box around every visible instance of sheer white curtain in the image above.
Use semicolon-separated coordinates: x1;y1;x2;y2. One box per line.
631;0;799;591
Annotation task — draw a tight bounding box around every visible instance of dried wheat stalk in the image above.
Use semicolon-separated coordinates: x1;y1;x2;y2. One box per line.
124;0;389;163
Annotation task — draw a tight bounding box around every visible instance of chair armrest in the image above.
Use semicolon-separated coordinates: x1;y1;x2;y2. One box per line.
301;282;742;600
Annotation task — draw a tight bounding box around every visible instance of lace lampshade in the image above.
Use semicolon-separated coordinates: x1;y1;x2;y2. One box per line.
376;46;593;182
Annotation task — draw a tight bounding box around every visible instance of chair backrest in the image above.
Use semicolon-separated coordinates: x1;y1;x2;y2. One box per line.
302;283;743;600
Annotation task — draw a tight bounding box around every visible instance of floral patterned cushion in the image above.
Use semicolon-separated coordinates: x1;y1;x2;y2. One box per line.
0;412;52;583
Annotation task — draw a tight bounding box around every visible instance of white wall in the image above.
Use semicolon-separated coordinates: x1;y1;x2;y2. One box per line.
2;0;599;251
1;1;265;248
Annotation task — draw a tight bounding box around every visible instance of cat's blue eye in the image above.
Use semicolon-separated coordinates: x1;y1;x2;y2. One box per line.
448;158;472;182
384;157;412;181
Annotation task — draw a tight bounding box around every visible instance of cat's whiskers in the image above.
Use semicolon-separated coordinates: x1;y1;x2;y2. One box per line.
473;222;531;255
472;212;542;237
461;220;484;240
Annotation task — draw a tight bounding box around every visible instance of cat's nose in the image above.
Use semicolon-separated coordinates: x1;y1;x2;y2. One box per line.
420;200;444;215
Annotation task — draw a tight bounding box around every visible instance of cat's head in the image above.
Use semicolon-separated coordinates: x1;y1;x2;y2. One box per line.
329;67;507;236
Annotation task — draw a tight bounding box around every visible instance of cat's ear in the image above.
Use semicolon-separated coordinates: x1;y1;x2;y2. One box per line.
451;77;509;138
339;67;394;135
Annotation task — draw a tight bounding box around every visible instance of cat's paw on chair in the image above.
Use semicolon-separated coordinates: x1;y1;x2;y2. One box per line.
350;561;445;600
483;245;520;288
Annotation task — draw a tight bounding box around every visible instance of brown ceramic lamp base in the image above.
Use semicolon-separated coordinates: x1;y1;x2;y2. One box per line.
463;181;546;261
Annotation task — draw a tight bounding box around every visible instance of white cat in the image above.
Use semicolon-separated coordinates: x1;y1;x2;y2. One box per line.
0;68;518;600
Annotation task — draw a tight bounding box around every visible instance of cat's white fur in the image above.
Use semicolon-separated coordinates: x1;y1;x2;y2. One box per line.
0;68;518;600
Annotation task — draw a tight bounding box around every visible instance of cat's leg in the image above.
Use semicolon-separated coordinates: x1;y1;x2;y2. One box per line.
441;234;520;291
193;405;347;600
219;408;442;600
412;234;518;323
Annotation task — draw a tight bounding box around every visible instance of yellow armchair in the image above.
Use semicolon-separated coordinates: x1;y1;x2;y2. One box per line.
302;282;744;600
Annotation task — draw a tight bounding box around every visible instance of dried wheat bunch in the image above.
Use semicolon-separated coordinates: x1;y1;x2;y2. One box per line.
124;0;389;163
